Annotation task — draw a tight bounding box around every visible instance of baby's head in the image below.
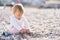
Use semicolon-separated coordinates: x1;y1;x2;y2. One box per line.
13;4;24;20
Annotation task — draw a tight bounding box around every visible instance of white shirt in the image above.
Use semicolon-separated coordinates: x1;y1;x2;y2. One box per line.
10;15;30;31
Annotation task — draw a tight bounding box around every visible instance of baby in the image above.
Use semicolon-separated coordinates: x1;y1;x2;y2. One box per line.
7;4;30;34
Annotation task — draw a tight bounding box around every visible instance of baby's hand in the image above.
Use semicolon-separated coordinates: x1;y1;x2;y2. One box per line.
19;28;26;34
19;29;24;34
26;29;30;34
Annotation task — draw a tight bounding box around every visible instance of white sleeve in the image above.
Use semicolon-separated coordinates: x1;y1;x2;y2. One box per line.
23;17;30;29
10;16;21;31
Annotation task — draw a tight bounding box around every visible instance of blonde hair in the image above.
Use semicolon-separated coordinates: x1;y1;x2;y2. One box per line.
13;4;24;13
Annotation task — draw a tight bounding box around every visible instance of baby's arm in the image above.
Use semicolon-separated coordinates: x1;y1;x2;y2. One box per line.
23;17;31;34
23;17;30;30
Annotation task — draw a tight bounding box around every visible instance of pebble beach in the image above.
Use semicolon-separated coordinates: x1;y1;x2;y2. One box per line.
0;7;60;40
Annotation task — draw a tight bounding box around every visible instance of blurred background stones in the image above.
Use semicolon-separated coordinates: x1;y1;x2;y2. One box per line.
0;0;60;8
0;7;60;40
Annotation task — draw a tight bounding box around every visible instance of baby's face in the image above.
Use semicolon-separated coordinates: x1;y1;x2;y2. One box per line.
13;9;23;20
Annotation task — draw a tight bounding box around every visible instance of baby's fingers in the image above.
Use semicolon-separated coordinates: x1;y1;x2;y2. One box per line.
19;29;24;34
